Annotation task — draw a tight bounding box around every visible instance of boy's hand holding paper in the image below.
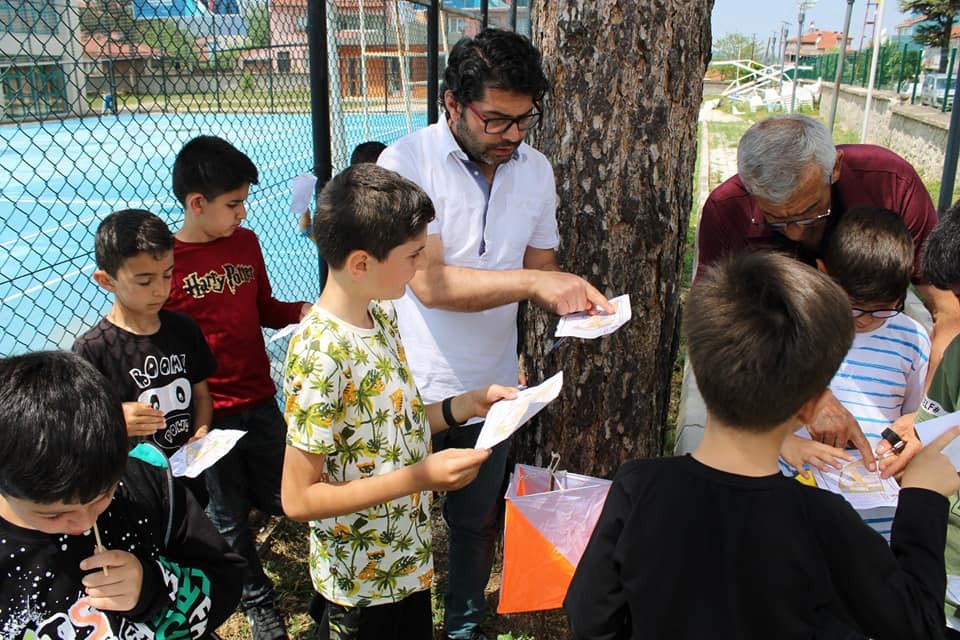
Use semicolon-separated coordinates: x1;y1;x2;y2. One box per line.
475;372;563;450
289;172;318;215
169;429;246;478
419;448;491;491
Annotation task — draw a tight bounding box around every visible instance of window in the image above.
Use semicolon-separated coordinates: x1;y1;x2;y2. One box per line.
0;0;60;35
336;12;384;31
2;64;68;119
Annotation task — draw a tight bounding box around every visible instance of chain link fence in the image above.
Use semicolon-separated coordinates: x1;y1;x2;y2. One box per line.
0;0;529;371
804;43;925;97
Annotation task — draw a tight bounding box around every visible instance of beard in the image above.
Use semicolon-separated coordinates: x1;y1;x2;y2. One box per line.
454;117;521;166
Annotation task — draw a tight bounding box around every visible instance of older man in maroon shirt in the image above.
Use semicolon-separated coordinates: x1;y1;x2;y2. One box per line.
696;114;960;473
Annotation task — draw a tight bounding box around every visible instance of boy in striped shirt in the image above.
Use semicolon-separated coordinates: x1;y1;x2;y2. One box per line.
781;206;930;477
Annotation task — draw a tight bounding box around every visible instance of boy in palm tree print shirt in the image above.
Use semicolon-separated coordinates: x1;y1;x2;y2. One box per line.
280;165;515;640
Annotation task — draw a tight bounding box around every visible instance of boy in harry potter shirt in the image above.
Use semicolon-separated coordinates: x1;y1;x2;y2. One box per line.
74;209;216;504
0;350;244;638
164;135;310;639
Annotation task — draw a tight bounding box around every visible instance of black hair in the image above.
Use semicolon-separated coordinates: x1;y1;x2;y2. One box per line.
95;208;174;276
172;135;259;206
0;351;128;504
821;206;913;305
350;141;387;165
923;202;960;289
685;252;853;431
441;28;549;111
313;164;435;269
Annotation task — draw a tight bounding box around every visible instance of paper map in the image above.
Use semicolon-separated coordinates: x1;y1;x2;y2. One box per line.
555;294;631;339
289;172;318;214
169;429;247;478
475;372;563;450
808;450;900;510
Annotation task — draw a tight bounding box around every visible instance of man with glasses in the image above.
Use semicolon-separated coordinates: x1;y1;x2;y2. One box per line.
378;28;610;640
696;114;959;472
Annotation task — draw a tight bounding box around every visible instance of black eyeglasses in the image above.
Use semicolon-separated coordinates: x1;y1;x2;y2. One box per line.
851;301;905;319
751;208;832;230
465;102;542;134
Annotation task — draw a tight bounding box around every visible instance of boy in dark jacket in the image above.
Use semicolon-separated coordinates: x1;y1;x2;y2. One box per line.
0;350;244;638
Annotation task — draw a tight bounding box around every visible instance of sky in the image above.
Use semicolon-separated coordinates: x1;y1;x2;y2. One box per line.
711;0;913;52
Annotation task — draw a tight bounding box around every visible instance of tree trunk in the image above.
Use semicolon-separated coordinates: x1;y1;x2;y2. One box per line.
515;0;712;479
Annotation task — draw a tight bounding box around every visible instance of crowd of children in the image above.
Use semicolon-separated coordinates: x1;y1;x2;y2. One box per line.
5;41;960;640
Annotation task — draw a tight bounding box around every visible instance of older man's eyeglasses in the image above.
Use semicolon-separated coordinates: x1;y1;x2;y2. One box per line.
851;302;905;319
751;208;832;230
465;102;543;134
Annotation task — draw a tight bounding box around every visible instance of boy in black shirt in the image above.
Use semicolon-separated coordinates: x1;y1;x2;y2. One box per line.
565;252;960;640
73;209;216;501
0;350;244;638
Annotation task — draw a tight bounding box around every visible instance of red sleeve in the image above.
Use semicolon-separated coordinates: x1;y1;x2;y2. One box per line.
251;237;306;329
896;168;938;284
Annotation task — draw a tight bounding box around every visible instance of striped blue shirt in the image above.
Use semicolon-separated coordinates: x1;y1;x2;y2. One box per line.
830;315;930;431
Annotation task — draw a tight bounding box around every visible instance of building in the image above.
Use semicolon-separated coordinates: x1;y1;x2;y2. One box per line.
1;0;85;120
81;33;167;94
239;0;431;100
785;29;852;64
895;15;960;71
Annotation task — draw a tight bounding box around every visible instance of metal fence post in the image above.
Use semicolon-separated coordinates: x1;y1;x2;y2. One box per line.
160;58;169;113
481;0;488;29
896;43;907;93
213;16;222;111
828;0;854;133
428;0;438;125
269;51;275;113
510;0;518;31
945;48;957;114
938;47;960;212
877;45;887;88
307;0;332;185
307;0;332;290
911;53;921;104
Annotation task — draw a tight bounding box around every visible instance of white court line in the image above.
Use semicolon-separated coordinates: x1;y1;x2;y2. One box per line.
0;198;178;250
2;263;96;304
2;189;287;250
2;191;291;302
0;212;106;249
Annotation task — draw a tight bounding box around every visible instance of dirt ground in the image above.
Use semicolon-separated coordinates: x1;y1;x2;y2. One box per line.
217;502;568;640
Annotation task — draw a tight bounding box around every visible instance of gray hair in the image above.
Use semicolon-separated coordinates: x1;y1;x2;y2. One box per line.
737;115;837;205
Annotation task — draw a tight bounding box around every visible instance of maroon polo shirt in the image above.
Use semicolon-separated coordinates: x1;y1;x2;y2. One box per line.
695;144;937;284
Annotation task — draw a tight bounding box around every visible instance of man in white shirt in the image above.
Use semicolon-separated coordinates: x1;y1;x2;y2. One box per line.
379;28;610;640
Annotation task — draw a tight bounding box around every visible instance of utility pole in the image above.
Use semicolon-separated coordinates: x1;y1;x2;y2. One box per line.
779;22;790;89
828;0;855;132
791;1;818;113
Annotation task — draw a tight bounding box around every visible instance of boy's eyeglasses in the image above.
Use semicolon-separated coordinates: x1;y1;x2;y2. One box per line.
465;102;543;134
850;302;905;319
750;208;832;230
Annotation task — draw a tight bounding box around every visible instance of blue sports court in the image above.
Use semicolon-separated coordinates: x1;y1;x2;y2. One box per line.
0;110;427;357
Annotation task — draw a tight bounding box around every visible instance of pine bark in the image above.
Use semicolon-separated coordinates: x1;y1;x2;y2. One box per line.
515;0;713;478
